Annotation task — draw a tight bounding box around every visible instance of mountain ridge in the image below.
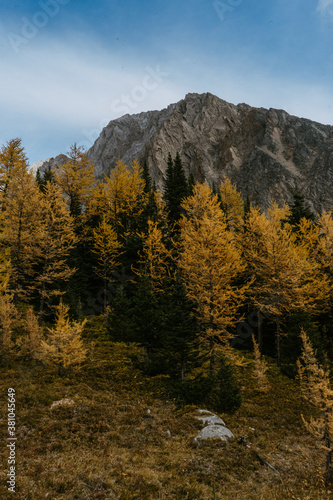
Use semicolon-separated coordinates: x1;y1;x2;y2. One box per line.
34;92;333;213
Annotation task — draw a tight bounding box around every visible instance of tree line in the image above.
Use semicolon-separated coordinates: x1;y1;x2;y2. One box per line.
3;137;333;483
1;137;333;408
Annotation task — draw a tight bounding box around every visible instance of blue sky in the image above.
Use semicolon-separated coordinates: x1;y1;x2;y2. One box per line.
1;0;333;164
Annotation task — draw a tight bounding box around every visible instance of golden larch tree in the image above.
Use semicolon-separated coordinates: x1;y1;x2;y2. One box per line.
92;217;122;310
178;183;246;375
34;181;78;316
297;329;333;486
0;244;16;361
101;159;146;234
317;212;333;279
0;294;17;361
39;301;87;374
0;247;11;295
1;162;44;300
242;204;331;360
53;144;95;222
135;219;171;292
17;307;44;361
219;176;244;230
0;138;28;203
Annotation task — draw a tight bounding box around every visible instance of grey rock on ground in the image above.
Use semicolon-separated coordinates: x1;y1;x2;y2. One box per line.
194;409;234;443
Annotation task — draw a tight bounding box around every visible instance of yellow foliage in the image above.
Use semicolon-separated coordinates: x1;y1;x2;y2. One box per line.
219;176;244;230
297;217;320;256
0;293;17;359
17;307;44;360
102;159;146;231
179;183;246;372
39;302;87;372
34;181;78;314
0;138;28;201
92;217;122;282
317;211;333;276
243;204;331;318
297;329;333;484
0;247;11;295
53;144;95;220
0;164;44;298
135;220;171;290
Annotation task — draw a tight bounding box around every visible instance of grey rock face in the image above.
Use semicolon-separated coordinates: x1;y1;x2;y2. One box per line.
34;92;333;212
87;92;333;212
31;154;69;176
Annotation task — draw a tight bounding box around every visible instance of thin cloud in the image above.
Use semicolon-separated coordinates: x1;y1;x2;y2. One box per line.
0;38;177;161
317;0;333;14
3;27;333;164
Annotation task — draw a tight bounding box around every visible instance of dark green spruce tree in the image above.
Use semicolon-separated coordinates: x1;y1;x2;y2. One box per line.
164;152;189;226
287;187;315;228
36;166;54;193
142;159;152;193
107;285;137;344
131;275;163;372
159;275;201;382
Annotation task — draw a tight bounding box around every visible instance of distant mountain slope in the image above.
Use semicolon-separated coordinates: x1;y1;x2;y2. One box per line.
35;92;333;212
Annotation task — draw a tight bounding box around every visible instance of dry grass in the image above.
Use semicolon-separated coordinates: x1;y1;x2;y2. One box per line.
0;339;332;499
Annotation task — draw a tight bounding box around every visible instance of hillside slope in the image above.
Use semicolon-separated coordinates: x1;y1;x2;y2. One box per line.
0;332;329;500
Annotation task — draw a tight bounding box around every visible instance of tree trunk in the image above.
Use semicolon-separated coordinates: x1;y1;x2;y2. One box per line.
181;360;186;384
257;310;263;352
276;317;281;367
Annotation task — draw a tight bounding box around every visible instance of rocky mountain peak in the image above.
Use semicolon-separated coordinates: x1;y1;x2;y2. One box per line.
34;93;333;213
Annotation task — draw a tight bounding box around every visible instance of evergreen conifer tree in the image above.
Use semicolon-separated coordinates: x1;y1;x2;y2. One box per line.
159;276;201;382
36;166;54;193
107;286;136;343
131;275;162;370
287;187;315;227
142;160;152;193
92;218;122;310
164;153;175;218
187;172;195;196
164;152;188;225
